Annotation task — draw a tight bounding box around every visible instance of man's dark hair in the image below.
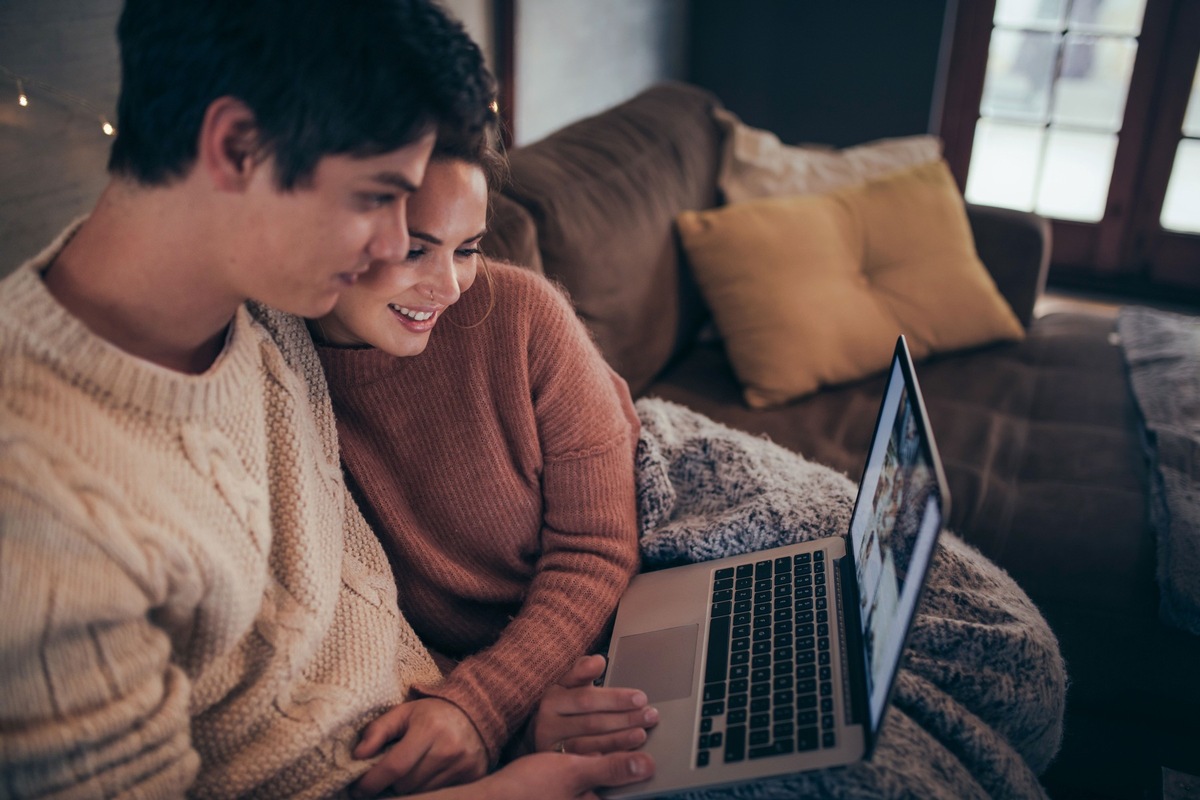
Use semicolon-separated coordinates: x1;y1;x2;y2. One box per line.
107;0;494;189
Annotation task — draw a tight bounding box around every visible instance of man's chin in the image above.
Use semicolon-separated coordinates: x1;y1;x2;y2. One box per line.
270;292;340;321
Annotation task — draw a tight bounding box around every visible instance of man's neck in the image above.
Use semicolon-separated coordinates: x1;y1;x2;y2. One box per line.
43;181;242;375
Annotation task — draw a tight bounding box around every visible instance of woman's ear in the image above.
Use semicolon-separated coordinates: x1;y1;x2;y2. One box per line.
197;96;264;191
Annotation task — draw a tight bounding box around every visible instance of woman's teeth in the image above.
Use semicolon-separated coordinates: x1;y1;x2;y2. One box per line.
389;304;433;322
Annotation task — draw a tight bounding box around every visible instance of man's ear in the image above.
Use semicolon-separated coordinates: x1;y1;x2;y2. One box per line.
198;96;265;191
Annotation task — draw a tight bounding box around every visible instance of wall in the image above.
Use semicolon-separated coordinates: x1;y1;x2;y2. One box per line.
0;0;121;272
688;0;952;148
512;0;688;146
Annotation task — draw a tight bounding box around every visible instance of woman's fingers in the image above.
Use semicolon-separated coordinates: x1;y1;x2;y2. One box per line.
557;654;608;689
549;684;649;717
561;724;652;755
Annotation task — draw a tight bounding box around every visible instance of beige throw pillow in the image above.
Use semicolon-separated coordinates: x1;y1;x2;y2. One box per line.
714;107;944;204
677;160;1025;409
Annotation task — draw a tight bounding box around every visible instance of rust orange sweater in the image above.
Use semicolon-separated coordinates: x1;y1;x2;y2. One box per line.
316;264;641;761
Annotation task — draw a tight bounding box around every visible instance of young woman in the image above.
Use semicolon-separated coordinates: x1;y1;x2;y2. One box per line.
309;125;649;794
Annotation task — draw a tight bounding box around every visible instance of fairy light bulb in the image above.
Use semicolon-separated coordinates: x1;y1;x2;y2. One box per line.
100;117;115;136
17;79;28;107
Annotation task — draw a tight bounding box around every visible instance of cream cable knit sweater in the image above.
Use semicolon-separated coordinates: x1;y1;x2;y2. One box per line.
0;226;441;799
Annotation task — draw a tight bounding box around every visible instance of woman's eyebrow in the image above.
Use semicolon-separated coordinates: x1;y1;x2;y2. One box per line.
410;230;442;245
410;228;488;245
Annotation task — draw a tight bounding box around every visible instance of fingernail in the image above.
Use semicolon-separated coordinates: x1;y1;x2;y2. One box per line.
631;691;647;706
628;756;646;776
643;707;659;724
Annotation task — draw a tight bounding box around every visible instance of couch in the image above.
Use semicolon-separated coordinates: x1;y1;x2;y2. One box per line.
480;82;1200;799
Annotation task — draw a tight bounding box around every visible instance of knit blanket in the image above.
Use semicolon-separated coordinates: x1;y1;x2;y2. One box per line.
633;398;1066;799
1117;305;1200;636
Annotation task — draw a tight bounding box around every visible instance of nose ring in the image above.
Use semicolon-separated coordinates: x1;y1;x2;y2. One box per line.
428;288;435;301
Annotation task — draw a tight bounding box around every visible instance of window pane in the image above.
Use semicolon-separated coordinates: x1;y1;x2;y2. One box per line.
994;0;1065;30
981;29;1058;122
1035;129;1116;221
1183;57;1200;138
965;119;1043;211
1068;0;1146;36
1052;34;1137;130
1161;140;1200;233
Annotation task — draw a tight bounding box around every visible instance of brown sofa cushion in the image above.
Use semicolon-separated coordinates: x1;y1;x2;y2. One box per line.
482;192;543;274
643;308;1200;763
500;82;723;395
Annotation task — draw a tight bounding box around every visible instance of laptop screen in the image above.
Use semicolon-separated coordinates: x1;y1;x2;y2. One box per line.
847;345;945;730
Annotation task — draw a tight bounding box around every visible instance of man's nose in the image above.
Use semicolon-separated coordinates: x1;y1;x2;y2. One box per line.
367;206;409;263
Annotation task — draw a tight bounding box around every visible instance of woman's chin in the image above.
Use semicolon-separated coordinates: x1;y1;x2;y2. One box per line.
378;335;432;359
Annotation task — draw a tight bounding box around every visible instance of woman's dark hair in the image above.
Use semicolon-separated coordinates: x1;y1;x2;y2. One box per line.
430;110;509;193
108;0;495;190
434;111;509;328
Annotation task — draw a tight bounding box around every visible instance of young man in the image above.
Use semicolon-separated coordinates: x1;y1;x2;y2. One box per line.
0;1;652;797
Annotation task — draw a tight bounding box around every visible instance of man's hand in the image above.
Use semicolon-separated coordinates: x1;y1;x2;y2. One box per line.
468;751;654;800
529;655;659;755
353;697;488;796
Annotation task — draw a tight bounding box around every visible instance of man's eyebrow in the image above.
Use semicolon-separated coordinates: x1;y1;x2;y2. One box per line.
371;172;420;193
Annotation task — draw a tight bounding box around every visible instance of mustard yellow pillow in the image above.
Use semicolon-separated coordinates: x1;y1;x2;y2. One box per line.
677;159;1024;409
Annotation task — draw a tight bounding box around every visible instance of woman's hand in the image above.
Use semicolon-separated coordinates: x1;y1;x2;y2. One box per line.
353;697;488;796
528;654;659;755
469;750;654;800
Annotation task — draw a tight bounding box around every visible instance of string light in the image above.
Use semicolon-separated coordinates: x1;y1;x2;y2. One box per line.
2;64;116;137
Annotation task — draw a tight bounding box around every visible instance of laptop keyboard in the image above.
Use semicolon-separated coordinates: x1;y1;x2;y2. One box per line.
697;551;837;767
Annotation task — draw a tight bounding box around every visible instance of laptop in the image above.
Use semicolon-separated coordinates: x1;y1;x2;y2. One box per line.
602;335;950;798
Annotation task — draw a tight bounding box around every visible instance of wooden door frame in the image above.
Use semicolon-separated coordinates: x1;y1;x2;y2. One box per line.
937;0;1200;294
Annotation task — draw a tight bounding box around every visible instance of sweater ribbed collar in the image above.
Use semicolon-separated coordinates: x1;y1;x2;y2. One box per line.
314;339;409;390
1;222;263;422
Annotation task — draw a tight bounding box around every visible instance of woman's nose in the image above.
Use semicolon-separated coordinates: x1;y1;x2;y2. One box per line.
426;254;463;306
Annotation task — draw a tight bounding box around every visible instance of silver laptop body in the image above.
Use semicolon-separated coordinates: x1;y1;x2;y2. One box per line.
602;336;949;798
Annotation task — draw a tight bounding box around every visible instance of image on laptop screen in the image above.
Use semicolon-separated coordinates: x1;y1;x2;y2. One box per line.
848;359;943;729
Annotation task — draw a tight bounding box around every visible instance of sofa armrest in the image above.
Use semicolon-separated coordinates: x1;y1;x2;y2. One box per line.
966;203;1051;328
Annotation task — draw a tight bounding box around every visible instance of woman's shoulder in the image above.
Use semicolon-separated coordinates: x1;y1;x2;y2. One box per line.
472;261;576;316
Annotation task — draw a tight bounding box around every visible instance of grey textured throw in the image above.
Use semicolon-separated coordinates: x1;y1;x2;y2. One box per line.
634;399;1066;799
1117;305;1200;635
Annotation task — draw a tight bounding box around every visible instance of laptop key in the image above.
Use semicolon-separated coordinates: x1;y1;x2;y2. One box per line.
749;740;794;759
823;731;837;748
724;725;746;763
704;616;730;683
797;727;819;751
697;750;710;767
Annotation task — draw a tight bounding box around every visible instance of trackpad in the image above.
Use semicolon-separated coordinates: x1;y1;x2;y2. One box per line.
608;624;697;703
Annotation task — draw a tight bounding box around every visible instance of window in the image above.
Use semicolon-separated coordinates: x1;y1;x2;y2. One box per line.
939;0;1200;294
